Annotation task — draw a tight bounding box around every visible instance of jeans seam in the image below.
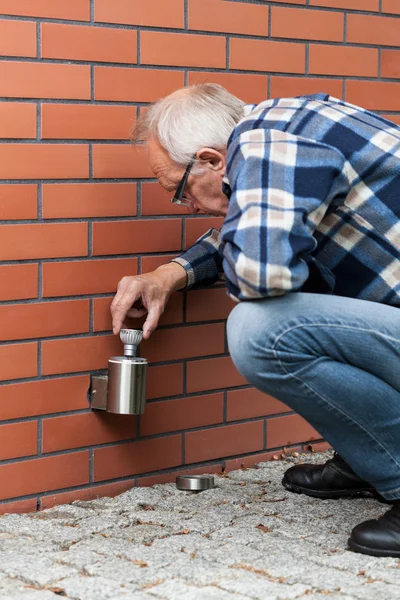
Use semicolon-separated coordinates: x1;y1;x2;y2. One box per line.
272;328;400;475
273;323;400;349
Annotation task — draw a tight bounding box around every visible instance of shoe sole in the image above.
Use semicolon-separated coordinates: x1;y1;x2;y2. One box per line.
282;479;375;499
348;538;400;558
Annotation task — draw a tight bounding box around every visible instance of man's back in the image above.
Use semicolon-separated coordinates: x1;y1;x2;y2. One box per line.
224;94;400;305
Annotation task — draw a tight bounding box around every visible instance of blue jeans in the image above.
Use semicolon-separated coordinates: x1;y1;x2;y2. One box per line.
227;293;400;501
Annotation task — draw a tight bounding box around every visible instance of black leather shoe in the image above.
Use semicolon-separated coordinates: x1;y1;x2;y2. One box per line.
282;453;377;499
348;501;400;557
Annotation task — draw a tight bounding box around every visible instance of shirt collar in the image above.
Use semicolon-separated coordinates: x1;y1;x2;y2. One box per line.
222;174;231;199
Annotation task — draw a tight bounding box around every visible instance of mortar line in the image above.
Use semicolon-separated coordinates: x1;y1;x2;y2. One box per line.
89;450;94;483
184;0;188;30
37;418;43;455
36;21;41;59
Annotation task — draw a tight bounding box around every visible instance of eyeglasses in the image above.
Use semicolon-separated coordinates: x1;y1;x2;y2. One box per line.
170;155;196;206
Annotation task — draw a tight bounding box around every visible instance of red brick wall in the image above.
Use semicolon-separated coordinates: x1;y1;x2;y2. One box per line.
1;0;398;514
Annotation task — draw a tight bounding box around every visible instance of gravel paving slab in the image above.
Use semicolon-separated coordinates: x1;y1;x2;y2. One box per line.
0;451;399;599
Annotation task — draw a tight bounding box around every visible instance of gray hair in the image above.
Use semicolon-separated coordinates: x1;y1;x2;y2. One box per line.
133;83;246;173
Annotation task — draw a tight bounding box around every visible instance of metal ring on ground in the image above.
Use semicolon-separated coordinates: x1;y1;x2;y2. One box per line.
176;475;215;491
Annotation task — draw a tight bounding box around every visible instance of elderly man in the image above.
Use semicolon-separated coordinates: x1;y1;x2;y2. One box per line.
111;84;400;558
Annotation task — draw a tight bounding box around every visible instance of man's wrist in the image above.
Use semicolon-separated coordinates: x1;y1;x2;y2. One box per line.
154;262;188;292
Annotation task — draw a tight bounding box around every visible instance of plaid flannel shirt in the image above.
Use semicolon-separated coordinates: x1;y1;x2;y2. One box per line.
171;93;400;306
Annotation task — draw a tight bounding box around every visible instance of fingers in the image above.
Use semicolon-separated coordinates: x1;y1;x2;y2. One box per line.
142;305;163;339
111;280;140;335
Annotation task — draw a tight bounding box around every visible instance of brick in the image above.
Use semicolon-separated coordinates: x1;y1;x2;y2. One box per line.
0;451;89;501
346;80;400;111
140;393;223;437
271;7;344;42
42;104;136;141
0;102;36;139
188;72;268;104
0;0;90;20
141;323;225;363
92;144;153;179
347;14;400;46
270;77;343;100
95;67;185;102
42;334;121;375
189;0;268;36
0;19;36;58
94;435;182;481
42;258;138;297
95;0;184;28
0;376;89;419
92;219;181;256
0;342;37;382
224;448;303;472
141;31;226;69
382;0;400;14
137;463;223;487
141;182;187;216
0;264;38;301
0;422;37;461
0;62;90;100
146;363;184;400
0;184;37;219
40;479;136;510
267;414;321;448
0;223;88;261
41;23;137;64
185;217;224;248
310;0;378;10
93;292;183;332
305;441;331;453
0;144;89;180
381;114;400;125
0;499;37;516
42;183;137;219
187;356;247;394
230;38;305;74
227;388;291;422
186;287;234;322
0;300;89;342
141;254;179;273
185;421;264;464
309;45;378;77
43;412;137;452
381;50;400;79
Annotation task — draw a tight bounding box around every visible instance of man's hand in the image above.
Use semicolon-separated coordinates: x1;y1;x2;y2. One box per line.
111;263;187;339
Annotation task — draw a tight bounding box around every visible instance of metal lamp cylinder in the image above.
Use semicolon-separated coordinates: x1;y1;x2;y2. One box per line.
107;356;147;415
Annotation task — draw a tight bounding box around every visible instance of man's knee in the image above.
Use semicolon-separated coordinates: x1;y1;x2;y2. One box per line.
227;300;280;384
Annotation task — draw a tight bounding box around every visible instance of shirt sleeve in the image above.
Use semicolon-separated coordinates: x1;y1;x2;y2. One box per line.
221;128;348;302
170;228;225;288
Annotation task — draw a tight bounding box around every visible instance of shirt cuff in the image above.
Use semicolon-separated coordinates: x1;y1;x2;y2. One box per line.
169;257;195;288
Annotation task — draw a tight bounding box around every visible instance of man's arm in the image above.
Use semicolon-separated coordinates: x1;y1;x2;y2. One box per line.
170;227;224;288
221;128;348;301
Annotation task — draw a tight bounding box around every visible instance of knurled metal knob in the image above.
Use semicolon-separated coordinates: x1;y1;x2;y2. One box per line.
120;329;143;357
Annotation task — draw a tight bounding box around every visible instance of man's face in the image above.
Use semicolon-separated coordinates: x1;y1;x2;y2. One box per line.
147;138;229;217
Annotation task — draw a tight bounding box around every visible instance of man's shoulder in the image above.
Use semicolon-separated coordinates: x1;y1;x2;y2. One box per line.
230;93;332;144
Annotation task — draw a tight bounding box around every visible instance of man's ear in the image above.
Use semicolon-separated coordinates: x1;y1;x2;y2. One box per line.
197;148;225;171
